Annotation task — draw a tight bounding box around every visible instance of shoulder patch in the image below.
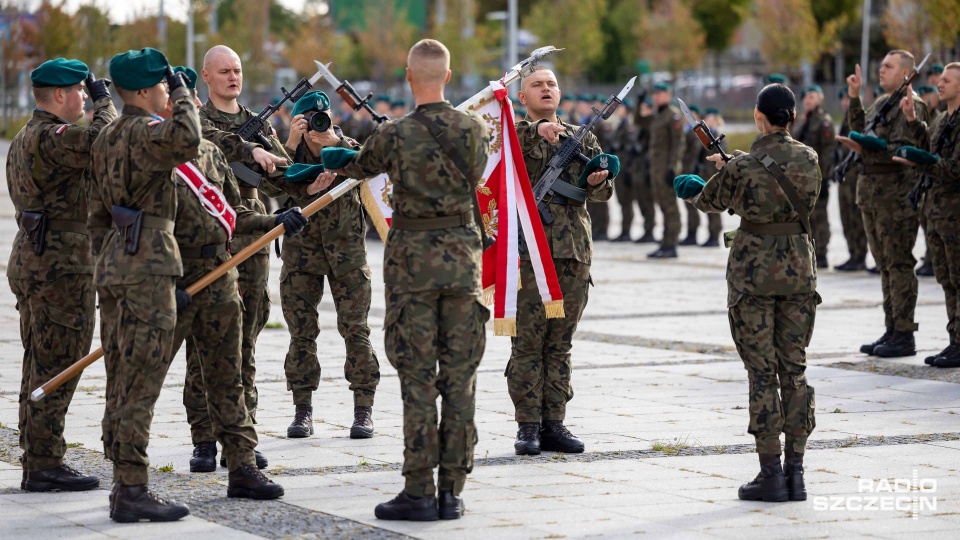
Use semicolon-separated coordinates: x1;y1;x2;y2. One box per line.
56;125;67;134
147;120;162;127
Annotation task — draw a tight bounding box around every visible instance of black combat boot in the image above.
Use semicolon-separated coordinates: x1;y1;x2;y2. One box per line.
350;406;375;439
374;491;439;521
22;465;99;492
514;422;541;456
916;258;935;277
873;331;916;358
816;255;829;269
287;404;314;438
784;451;806;501
860;328;893;355
738;454;789;502
647;246;678;259
111;484;190;523
438;490;465;519
701;237;720;248
635;231;657;244
227;464;284;500
934;345;960;368
834;258;866;272
540;420;585;453
925;344;958;366
679;235;698;246
190;441;217;473
612;232;632;242
220;450;268;469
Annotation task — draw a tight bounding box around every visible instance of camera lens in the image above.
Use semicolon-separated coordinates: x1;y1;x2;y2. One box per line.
305;111;332;132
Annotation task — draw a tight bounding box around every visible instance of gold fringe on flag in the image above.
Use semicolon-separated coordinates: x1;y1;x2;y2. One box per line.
494;317;517;336
359;182;390;242
544;299;565;319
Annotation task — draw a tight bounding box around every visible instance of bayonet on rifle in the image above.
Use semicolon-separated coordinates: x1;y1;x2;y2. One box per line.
313;60;387;125
677;98;731;162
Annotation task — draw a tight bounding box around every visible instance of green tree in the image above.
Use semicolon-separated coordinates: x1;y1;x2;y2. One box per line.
882;0;960;57
34;0;74;60
691;0;751;54
523;0;607;81
431;0;502;86
755;0;820;70
350;0;417;84
638;0;705;75
66;4;113;74
588;0;646;83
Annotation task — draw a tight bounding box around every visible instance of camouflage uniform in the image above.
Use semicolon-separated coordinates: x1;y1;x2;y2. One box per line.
848;94;929;332
587;117;617;239
279;134;380;408
7;96;117;472
174;139;280;468
681;128;721;242
615;115;655;238
792;106;836;260
915;110;960;343
341;101;490;498
836;117;869;263
643;104;684;248
508;118;613;423
693;131;820;455
88;87;201;486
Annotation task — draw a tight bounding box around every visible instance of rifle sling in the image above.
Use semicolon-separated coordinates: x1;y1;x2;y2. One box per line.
750;151;813;238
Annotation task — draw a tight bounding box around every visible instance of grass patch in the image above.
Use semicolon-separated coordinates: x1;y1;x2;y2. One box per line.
157;464;174;472
832;408;843;413
651;437;692;455
359;457;369;466
839;435;859;448
66;442;83;448
265;321;285;330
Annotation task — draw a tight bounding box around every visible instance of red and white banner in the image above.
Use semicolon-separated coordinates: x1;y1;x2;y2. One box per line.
176;162;237;239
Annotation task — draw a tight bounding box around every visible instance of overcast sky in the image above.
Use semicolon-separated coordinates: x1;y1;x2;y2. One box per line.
56;0;308;24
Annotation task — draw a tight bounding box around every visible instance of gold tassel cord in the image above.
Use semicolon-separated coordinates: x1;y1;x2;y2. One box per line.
359;181;390;242
494;317;517;337
544;299;565;319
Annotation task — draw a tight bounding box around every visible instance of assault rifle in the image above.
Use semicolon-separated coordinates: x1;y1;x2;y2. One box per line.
313;61;387;124
834;53;931;183
532;76;636;224
235;64;328;149
907;106;960;210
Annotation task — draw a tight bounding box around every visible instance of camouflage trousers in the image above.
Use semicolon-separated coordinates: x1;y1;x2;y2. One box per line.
99;277;177;486
838;173;868;262
616;164;655;237
650;164;681;248
587;201;608;238
11;275;94;472
178;269;258;469
508;258;590;424
927;217;960;343
384;288;488;498
862;206;920;332
729;291;819;455
236;251;271;420
812;187;831;259
280;266;380;407
684;202;722;242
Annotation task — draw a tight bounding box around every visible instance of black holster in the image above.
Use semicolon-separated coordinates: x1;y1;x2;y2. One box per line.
111;205;144;255
21;211;47;255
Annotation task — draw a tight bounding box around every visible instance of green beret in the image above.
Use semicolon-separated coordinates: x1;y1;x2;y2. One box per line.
559;96;572;103
896;145;939;165
622;98;634;108
578;153;619;187
930;63;944;75
593;94;607;102
31;58;89;88
705;107;720;116
173;66;198;90
801;85;823;98
110;48;169;91
292;90;331;117
391;99;406;108
652;82;671;93
321;147;358;170
643;97;653;107
515;108;527;117
673;174;706;199
284;163;326;184
766;73;787;84
687;104;701;116
375;94;391;103
849;131;887;152
577;94;592;102
917;85;937;96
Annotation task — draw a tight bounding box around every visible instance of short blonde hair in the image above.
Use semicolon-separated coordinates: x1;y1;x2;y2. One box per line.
407;39;450;84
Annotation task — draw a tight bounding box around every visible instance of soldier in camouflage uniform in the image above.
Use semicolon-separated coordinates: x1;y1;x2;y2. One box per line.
338;98;376;144
159;72;292;500
588;110;617;241
841;53;930;358
335;39;489;521
792;85;836;268
8;59;116;493
611;99;654;242
631;99;659;244
835;91;870;271
680;104;707;245
510;66;613;457
279;90;381;440
691;84;819;503
641;82;683;258
88;48;196;522
897;62;960;367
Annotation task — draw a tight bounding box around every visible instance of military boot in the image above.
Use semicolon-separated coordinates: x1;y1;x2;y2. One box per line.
701;237;720;248
834;257;866;272
287;404;314;438
934;345;960;368
738;454;788;502
220;450;268;469
22;465;99;492
916;258;935;277
925;344;958;366
350;406;375;439
679;235;698;246
227;464;284;500
438;490;465;520
111;484;190;523
816;255;828;269
784;452;806;501
860;328;893;355
190;441;217;473
873;331;916;358
612;232;632;242
374;491;439;521
540;420;585;453
647;246;678;259
514;422;541;455
634;231;657;244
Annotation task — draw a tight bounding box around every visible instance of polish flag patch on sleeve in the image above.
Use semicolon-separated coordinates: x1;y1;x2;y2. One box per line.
56;125;67;134
147;120;162;127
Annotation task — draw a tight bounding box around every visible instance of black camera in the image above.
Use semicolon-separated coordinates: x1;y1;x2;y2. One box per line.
305;110;332;133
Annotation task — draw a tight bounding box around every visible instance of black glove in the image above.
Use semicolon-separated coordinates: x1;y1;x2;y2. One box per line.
175;288;192;315
85;72;112;102
165;66;187;93
276;207;308;237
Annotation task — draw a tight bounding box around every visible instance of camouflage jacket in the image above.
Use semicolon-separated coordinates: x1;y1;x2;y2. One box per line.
847;94;928;208
6;98;117;280
517;117;612;265
279;132;369;279
694;131;820;302
792;106;836;181
915;108;960;219
341;101;488;294
175;138;277;285
643;104;684;176
89;87;201;285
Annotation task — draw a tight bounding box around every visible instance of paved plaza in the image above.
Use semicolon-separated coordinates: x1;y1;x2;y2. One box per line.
1;139;959;539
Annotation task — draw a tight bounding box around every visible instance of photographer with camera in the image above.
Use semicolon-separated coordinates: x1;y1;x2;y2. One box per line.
278;90;382;441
